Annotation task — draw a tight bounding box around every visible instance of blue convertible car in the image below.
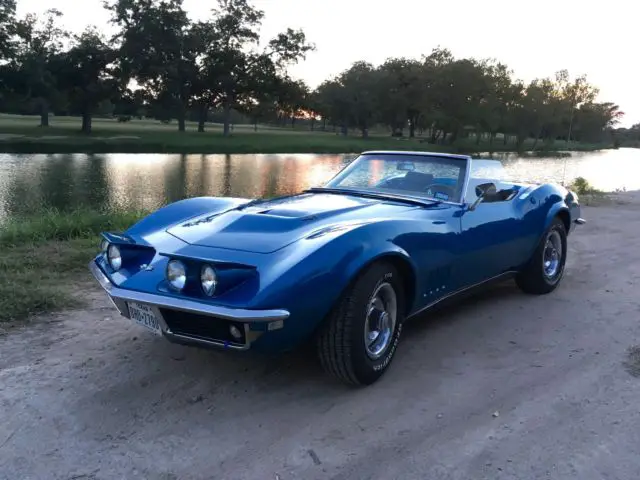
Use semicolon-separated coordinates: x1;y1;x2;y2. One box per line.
90;151;585;385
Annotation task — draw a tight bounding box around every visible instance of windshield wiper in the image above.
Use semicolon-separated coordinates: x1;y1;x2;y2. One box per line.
305;187;442;207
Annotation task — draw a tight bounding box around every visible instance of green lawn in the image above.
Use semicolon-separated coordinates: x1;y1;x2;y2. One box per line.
0;114;611;154
0;208;148;324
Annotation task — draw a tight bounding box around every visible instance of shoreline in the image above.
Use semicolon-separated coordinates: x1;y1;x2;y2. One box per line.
0;132;613;156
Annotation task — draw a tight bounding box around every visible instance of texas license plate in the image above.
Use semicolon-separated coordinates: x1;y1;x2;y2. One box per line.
127;302;162;336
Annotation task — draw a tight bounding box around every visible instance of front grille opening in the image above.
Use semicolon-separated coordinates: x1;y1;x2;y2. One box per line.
160;309;246;346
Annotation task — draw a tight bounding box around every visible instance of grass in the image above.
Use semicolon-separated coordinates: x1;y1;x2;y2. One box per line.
570;177;603;196
0;114;613;155
0;208;147;324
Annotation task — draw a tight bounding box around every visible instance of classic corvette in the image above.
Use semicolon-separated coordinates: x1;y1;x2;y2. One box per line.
90;150;585;386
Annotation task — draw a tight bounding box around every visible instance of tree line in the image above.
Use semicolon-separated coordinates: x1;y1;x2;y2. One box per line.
314;54;626;149
0;0;627;148
0;0;313;135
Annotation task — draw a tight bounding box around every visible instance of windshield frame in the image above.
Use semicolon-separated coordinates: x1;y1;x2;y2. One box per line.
323;151;472;206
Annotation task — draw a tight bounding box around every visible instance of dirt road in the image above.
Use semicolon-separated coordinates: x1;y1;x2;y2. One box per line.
2;193;640;480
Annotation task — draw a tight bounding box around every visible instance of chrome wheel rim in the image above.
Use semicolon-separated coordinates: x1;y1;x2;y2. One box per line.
364;282;397;360
543;230;563;279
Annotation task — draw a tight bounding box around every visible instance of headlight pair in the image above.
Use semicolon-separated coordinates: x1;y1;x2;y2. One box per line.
167;260;218;297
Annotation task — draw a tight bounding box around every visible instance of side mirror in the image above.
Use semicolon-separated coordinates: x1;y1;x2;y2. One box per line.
468;182;497;211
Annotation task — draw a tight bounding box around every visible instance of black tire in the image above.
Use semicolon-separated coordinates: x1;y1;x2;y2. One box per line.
316;261;405;386
516;217;568;294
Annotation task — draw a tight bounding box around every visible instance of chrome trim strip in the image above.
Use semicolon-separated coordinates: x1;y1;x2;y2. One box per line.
408;271;518;319
88;260;290;322
459;156;472;205
575;218;586;225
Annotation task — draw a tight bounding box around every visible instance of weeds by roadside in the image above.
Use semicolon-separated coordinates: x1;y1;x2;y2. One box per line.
0;208;147;323
570;177;602;195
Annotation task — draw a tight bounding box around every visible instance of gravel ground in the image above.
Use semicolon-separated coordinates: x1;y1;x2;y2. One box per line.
1;192;640;480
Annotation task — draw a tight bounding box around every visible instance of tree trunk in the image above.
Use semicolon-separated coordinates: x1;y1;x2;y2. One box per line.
223;101;232;137
39;99;49;127
81;111;92;134
177;105;186;132
311;118;316;131
291;116;295;128
254;119;258;132
361;125;369;139
197;103;207;133
409;118;416;138
340;123;348;136
531;126;544;151
503;134;508;145
475;130;482;145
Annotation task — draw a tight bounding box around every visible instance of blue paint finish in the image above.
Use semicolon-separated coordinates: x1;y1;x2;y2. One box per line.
90;152;584;355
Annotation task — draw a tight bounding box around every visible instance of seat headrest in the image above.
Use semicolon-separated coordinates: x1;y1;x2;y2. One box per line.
403;171;434;189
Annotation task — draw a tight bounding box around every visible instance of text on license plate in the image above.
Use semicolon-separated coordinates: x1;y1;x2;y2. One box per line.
127;302;162;336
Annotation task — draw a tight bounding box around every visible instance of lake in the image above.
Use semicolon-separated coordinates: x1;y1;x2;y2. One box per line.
0;148;638;221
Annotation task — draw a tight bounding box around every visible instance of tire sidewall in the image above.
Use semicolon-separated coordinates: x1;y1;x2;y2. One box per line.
539;219;568;287
350;263;405;384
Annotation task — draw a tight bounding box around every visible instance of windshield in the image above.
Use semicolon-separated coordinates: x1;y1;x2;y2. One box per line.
324;153;468;203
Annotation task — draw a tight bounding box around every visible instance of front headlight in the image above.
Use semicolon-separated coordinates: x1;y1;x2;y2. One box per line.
167;260;187;291
100;239;109;253
200;264;218;296
107;244;122;271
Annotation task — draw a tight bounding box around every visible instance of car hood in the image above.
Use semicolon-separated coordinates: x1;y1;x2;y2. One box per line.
165;192;417;253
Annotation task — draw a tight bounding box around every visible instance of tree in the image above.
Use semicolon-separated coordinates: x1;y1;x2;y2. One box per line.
106;0;199;132
337;61;379;138
202;0;314;136
275;77;309;128
315;79;350;134
556;71;598;143
376;58;425;137
0;0;16;61
11;8;68;126
56;27;122;133
573;102;623;142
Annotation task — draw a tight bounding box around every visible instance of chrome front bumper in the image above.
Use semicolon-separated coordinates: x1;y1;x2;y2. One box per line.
89;260;289;351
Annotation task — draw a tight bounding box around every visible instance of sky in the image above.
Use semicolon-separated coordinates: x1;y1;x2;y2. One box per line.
17;0;638;127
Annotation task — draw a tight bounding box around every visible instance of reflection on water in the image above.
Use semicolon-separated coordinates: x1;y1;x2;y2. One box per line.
0;148;638;221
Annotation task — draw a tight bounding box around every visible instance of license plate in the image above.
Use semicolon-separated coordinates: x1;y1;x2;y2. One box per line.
127;302;162;336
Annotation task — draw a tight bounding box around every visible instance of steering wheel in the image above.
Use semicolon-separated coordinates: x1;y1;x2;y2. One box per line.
424;183;456;200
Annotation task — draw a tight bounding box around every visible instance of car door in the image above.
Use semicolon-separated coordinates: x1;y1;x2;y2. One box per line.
396;205;465;314
457;180;525;288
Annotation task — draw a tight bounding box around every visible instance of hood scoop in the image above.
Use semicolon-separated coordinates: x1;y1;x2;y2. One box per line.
167;192;409;254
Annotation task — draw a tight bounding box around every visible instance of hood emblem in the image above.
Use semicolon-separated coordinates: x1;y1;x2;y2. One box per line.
140;264;154;271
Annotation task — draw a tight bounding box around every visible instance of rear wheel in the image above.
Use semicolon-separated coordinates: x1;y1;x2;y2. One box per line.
516;217;567;294
316;261;405;386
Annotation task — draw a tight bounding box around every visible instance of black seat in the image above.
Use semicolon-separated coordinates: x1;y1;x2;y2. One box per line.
400;171;434;191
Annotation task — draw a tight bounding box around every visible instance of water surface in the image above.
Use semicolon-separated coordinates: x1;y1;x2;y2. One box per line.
0;149;638;221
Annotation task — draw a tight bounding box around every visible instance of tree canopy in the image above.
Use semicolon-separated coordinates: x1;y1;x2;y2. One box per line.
0;0;626;146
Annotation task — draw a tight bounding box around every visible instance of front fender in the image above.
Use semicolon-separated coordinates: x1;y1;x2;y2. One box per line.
249;221;419;343
537;184;581;234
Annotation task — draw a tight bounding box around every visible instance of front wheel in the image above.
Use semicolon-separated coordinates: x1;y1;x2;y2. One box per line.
516;217;568;294
316;261;405;386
